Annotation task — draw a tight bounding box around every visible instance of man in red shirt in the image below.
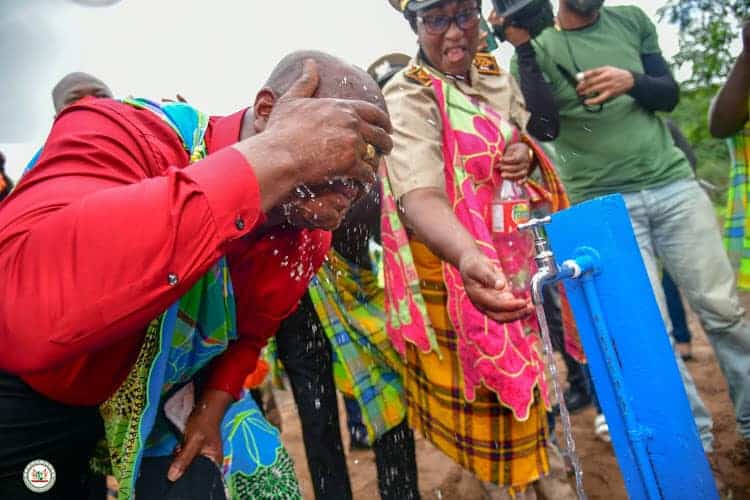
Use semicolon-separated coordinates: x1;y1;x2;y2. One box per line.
52;72;114;115
0;51;391;498
24;72;114;179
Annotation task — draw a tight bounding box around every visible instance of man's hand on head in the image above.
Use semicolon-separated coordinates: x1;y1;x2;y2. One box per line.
235;59;392;214
266;60;392;187
576;66;635;106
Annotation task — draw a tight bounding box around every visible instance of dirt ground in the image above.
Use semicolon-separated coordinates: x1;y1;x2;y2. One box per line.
277;294;750;499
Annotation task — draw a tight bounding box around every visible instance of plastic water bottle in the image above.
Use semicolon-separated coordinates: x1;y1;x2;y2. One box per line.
491;179;533;297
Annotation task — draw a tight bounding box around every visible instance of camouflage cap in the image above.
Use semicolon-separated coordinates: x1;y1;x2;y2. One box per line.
366;53;411;88
393;0;449;13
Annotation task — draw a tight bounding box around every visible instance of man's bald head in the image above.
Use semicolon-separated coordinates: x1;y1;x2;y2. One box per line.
250;51;389;232
262;50;385;112
52;72;113;114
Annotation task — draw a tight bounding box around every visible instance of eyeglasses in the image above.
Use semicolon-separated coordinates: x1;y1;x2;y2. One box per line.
418;8;480;35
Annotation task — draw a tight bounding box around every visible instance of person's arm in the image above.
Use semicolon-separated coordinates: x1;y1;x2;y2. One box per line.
166;229;331;484
514;41;560;141
167;387;232;482
202;228;331;399
0;61;392;375
491;14;559;141
0;105;265;374
576;6;679;111
575;53;679;111
627;53;680;112
710;22;750;138
400;188;532;323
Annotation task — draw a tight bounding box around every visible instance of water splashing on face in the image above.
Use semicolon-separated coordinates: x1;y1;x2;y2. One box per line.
295;184;315;199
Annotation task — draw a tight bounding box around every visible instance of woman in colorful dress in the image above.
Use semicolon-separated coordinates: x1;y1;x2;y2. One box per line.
381;0;577;497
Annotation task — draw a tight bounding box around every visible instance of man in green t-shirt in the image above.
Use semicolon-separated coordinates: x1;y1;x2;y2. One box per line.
508;1;750;453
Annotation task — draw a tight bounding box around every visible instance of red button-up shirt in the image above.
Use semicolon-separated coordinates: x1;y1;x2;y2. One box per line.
0;97;330;405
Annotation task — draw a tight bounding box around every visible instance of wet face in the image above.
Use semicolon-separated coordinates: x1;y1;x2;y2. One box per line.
416;0;481;76
254;62;385;231
284;179;365;231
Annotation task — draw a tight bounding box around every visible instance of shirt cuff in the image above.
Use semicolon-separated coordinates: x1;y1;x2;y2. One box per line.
187;146;262;243
203;343;260;400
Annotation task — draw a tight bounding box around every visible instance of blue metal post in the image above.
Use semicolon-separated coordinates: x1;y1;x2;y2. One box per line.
545;195;717;500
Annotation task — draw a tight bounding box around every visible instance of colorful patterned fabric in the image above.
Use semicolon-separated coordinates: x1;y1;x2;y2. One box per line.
308;249;406;443
381;163;441;357
92;99;300;499
403;239;550;486
381;73;579;421
724;111;750;291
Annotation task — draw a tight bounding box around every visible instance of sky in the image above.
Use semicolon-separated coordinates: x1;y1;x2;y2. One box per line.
0;0;688;180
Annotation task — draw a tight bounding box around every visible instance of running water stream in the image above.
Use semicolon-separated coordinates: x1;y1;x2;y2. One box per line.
535;303;588;500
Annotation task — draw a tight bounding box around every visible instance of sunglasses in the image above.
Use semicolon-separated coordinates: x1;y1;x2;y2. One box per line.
418;8;480;35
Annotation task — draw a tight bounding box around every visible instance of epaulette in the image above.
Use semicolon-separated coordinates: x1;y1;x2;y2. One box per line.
473;53;502;76
404;64;432;87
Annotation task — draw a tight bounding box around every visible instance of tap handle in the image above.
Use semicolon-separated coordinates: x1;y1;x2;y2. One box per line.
517;216;551;241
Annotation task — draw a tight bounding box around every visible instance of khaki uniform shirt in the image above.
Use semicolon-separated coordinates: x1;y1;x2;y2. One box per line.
383;54;530;199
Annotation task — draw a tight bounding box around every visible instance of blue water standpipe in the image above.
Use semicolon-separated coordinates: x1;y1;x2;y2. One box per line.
520;195;718;500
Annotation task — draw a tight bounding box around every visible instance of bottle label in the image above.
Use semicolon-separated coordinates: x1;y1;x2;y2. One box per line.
492;200;530;233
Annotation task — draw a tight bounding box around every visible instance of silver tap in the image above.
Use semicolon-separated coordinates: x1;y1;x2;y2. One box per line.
519;217;581;306
518;217;556;305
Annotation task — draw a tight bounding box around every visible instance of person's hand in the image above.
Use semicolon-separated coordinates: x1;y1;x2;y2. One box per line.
498;142;532;182
167;389;231;482
488;10;530;47
576;66;635;106
257;59;393;191
459;252;532;323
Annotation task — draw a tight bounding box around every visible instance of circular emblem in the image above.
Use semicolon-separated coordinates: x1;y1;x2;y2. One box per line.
23;460;56;493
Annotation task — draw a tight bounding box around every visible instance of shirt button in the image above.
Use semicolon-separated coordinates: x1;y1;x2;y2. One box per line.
235;217;245;231
167;273;179;286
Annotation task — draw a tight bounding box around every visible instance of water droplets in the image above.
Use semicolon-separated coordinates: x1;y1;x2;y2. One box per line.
295;184;316;199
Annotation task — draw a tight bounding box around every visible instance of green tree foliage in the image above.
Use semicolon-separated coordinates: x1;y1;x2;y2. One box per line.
667;86;730;206
657;1;749;206
658;0;749;88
